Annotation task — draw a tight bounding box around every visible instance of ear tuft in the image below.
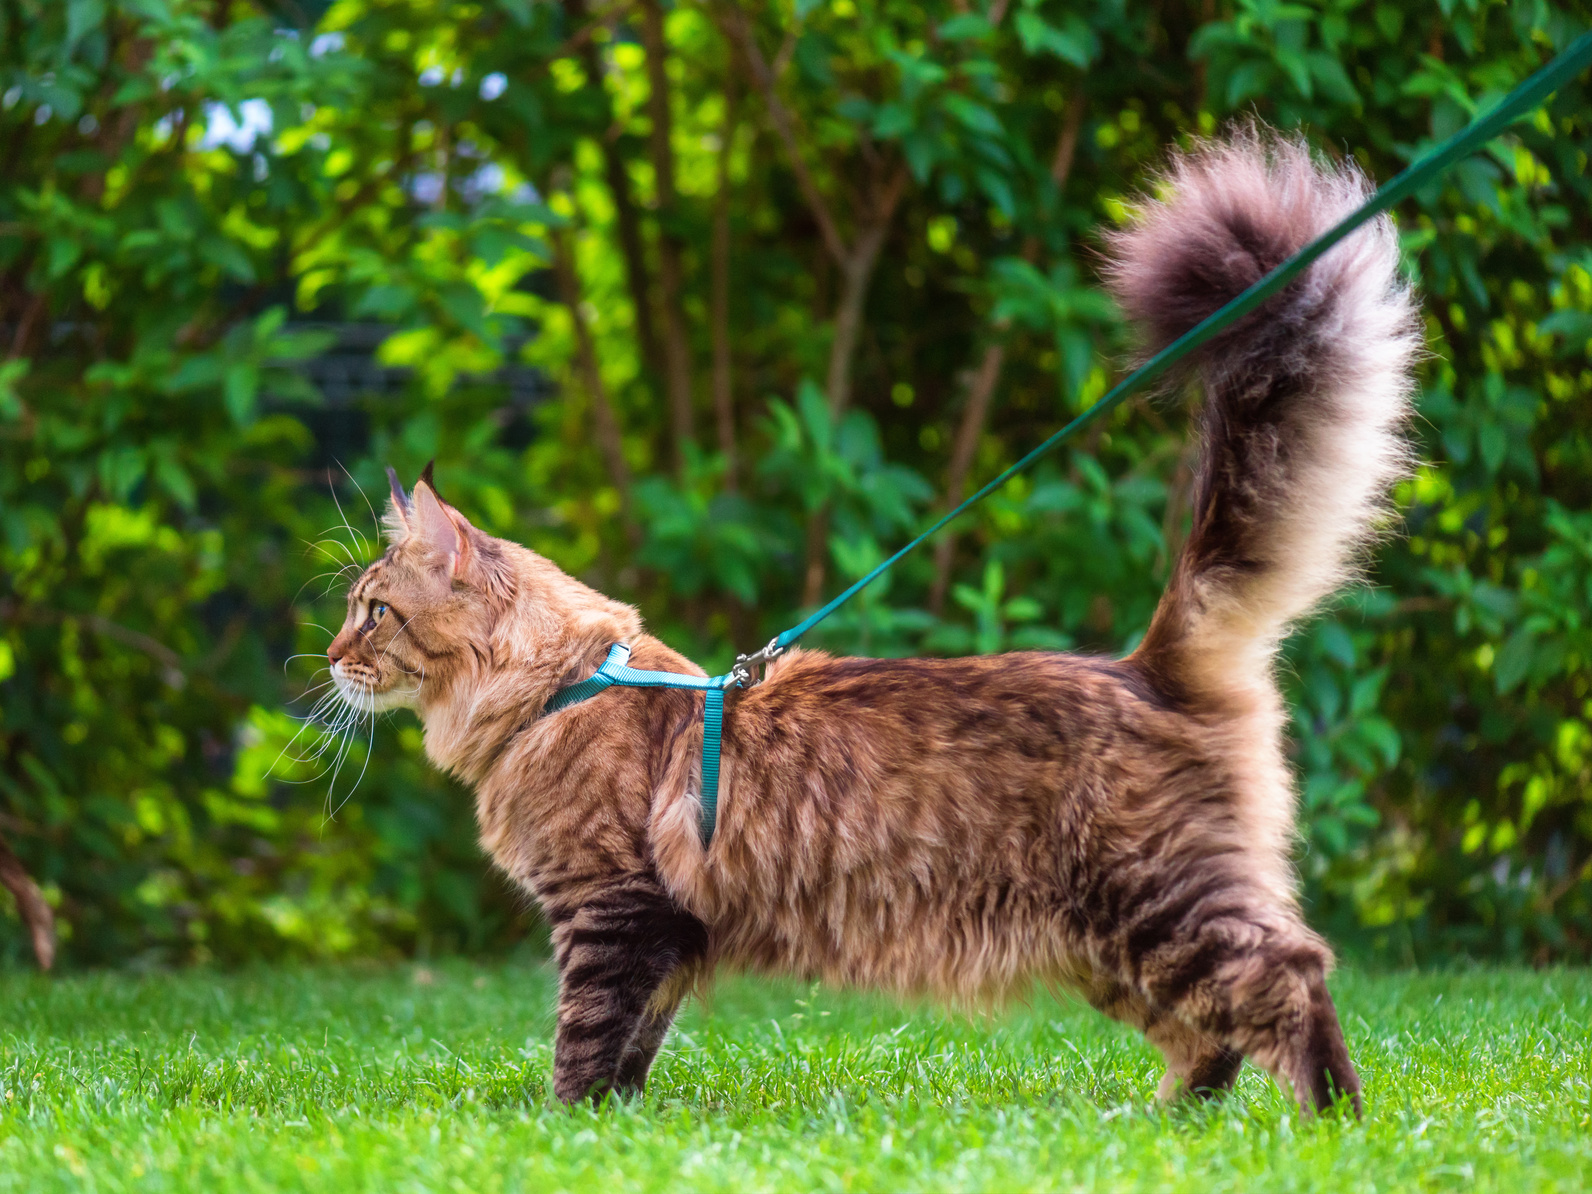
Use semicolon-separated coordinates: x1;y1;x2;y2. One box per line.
418;460;438;501
383;466;412;541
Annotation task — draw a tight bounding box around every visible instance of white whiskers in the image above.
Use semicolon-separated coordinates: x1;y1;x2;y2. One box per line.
271;471;397;820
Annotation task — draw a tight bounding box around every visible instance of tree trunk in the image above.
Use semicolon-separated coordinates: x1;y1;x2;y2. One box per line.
800;506;830;610
928;84;1089;613
599;137;666;391
824;221;887;419
720;5;908;605
639;0;696;473
928;342;1006;612
568;0;666;396
800;228;885;607
0;831;53;971
552;226;639;543
801;170;908;604
710;70;739;490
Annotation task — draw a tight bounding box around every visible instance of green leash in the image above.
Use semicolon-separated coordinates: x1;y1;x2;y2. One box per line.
548;31;1592;848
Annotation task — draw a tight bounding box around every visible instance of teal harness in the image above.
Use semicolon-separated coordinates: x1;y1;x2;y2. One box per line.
544;33;1592;850
543;642;734;842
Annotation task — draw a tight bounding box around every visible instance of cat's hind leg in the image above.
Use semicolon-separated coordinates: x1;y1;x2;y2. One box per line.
1084;978;1243;1103
549;879;708;1105
1139;910;1361;1116
1146;1018;1245;1103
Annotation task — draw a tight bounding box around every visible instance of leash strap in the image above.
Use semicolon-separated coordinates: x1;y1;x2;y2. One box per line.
546;32;1592;849
771;30;1592;655
545;643;731;843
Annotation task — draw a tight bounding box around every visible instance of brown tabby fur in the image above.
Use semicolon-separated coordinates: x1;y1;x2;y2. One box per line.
327;130;1418;1113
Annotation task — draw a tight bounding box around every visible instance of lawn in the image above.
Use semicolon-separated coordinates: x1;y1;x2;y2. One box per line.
0;961;1586;1192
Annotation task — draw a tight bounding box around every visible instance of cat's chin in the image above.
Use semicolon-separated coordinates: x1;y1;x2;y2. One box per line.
332;668;419;714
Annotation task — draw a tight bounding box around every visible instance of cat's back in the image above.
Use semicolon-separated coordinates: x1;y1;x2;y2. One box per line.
731;646;1179;782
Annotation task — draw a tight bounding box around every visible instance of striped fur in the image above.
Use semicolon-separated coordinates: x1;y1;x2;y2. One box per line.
325;131;1418;1112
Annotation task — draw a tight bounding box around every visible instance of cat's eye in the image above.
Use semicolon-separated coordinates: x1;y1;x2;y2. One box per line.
361;603;388;634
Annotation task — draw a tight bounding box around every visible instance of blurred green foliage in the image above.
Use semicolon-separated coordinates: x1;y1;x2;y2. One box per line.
1;0;1589;967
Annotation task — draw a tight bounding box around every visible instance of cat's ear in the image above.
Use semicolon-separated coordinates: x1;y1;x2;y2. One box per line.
411;476;470;578
410;469;513;597
384;466;412;541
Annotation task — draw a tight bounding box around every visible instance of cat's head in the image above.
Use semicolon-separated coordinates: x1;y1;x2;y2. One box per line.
326;464;515;715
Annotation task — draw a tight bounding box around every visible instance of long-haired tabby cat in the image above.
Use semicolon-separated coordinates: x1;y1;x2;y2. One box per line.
327;131;1417;1114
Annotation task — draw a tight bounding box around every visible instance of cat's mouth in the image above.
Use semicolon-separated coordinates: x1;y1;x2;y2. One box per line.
332;660;420;713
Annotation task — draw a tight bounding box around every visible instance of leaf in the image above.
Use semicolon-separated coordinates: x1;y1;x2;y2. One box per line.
0;358;28;421
1226;60;1272;107
67;0;107;47
1357;718;1403;768
950;583;984;614
498;0;533;26
1004;596;1043;622
1306;51;1359;104
1469;582;1519;621
937;13;991;41
354;285;417;320
1348;667;1388;718
1013;11;1097;67
200;237;256;283
872;102;914;139
1539;309;1592;342
976;168;1015;219
47;237;84;279
96;446;145;502
167;355;224;393
941;94;1002;136
902;130;940;181
1442;423;1472;465
225;362;260;425
436;282;495;343
1314;815;1349;855
1274;48;1313;98
1478;421;1508;474
1494;626;1535;694
1318;621;1357;668
155;456;197;511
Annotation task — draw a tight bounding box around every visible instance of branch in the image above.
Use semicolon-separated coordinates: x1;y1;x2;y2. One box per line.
710;65;740;490
638;0;678;207
81;614;185;675
0;831;53;971
929;81;1089;612
551;223;640;543
1044;84;1087;204
718;2;850;268
639;0;698;471
567;0;666;388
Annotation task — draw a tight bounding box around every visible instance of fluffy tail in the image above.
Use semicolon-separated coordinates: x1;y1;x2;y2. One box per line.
1106;130;1420;704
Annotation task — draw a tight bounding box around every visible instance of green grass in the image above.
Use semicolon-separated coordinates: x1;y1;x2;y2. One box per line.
0;962;1587;1191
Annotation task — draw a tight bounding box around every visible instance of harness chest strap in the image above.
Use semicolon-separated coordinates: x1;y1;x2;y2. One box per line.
545;643;730;845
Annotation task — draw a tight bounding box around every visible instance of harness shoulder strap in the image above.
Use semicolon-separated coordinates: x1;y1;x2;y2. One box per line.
545;643;728;845
543;642;632;713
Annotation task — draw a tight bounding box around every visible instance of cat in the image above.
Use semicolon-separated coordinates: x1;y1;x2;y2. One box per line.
326;130;1417;1113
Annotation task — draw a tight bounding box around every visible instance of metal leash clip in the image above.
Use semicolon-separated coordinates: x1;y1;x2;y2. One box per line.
731;637;786;688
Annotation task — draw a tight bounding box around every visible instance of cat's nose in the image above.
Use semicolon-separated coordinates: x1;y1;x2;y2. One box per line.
328;634;349;664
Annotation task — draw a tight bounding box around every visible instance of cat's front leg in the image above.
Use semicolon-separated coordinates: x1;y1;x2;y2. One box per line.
549;879;707;1104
